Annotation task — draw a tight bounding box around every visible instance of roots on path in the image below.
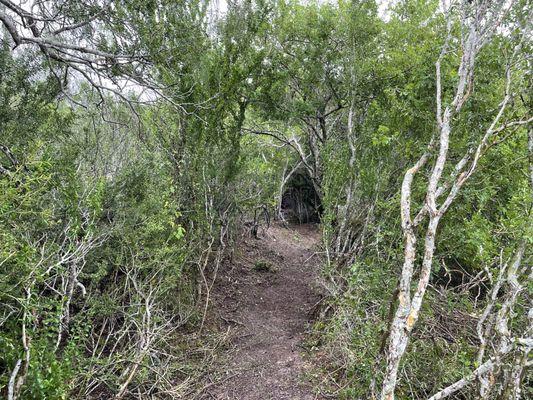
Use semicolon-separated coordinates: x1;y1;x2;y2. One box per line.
201;223;323;400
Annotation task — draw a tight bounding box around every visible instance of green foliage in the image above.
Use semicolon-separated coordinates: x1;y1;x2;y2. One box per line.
311;0;531;397
253;260;276;272
1;0;531;398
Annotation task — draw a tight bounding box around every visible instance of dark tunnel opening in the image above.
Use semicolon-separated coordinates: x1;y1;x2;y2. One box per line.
280;172;322;224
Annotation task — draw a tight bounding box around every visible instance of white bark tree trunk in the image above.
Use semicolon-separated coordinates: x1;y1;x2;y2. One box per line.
379;1;529;398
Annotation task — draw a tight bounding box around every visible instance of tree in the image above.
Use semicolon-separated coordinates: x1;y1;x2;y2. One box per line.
0;0;187;107
380;1;531;398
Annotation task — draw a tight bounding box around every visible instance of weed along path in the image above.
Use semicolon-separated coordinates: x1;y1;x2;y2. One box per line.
201;223;323;400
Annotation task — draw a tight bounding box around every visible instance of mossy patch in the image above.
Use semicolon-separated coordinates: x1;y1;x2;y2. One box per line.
253;260;277;273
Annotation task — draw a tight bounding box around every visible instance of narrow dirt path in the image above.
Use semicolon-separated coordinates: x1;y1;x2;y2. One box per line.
203;223;322;400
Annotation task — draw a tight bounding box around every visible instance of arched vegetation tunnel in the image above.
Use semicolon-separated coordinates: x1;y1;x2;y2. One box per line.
280;172;322;224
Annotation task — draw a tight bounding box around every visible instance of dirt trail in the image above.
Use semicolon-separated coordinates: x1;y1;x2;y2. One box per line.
202;223;323;400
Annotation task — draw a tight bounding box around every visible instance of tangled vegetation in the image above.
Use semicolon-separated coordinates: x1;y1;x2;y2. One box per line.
0;0;531;399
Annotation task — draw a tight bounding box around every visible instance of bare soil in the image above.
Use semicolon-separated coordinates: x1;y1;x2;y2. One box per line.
200;223;323;400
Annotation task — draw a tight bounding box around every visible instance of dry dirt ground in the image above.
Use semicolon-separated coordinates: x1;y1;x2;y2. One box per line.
200;223;324;400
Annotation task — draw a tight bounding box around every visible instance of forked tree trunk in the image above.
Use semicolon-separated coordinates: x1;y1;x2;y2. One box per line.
379;1;531;398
